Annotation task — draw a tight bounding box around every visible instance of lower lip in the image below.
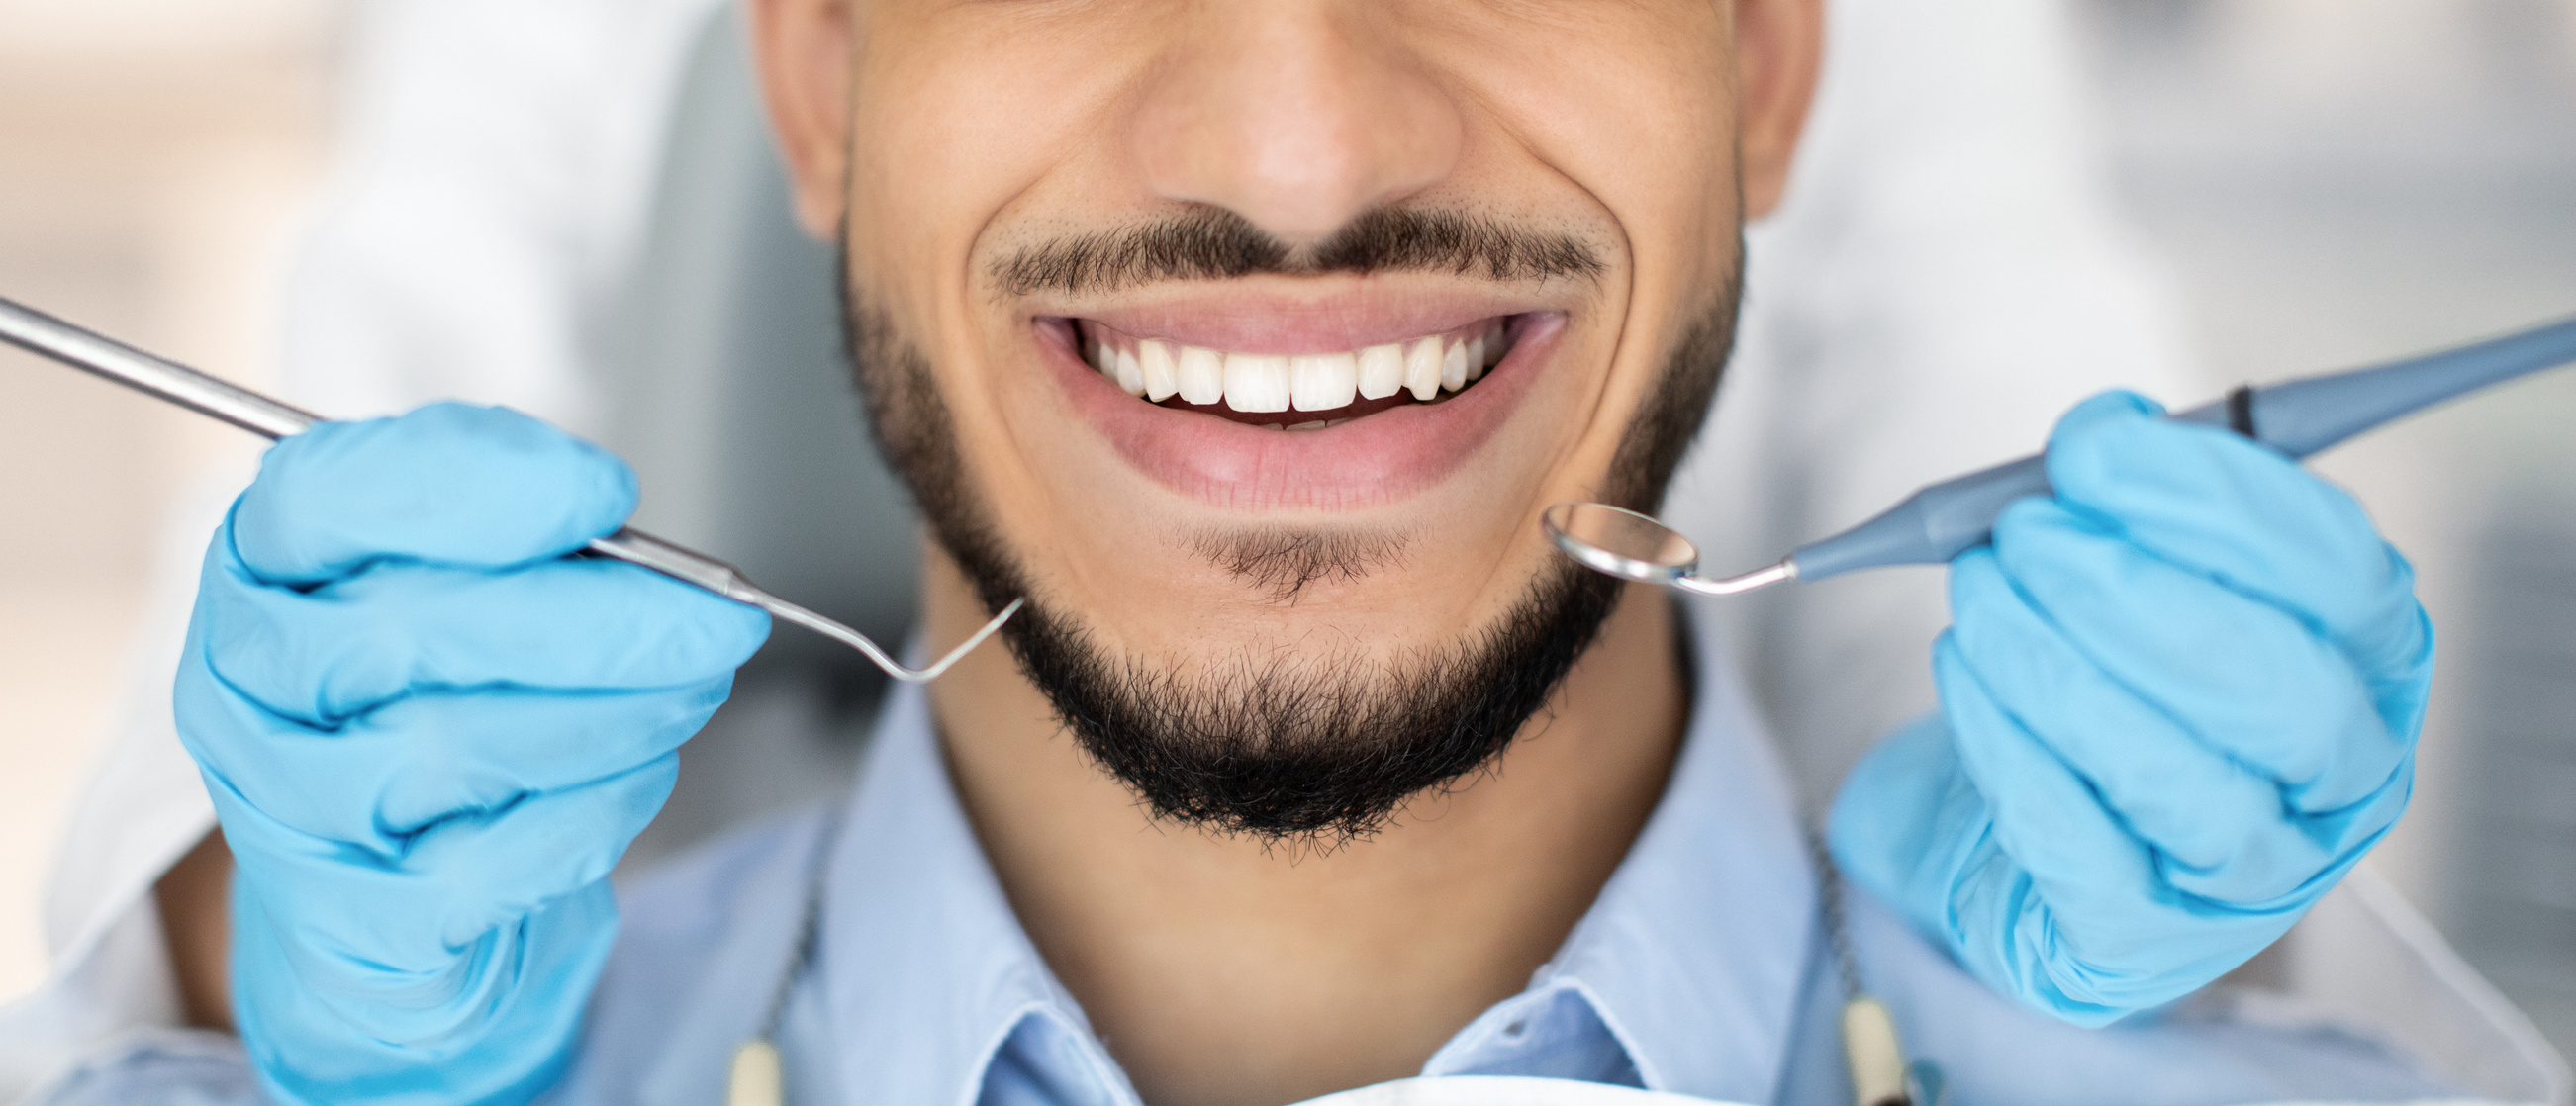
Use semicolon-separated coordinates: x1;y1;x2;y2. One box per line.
1038;315;1561;511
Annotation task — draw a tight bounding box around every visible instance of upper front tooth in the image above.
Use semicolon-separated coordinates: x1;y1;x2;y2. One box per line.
1290;352;1358;412
1404;336;1443;401
1223;352;1291;413
1139;339;1180;402
1113;345;1147;396
1178;345;1223;405
1110;322;1500;412
1357;343;1403;400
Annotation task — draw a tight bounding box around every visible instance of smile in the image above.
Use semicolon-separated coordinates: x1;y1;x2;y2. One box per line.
1077;318;1519;429
1035;306;1565;511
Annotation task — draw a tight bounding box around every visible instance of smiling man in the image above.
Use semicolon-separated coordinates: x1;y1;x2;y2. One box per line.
111;0;2510;1104
737;1;1797;1095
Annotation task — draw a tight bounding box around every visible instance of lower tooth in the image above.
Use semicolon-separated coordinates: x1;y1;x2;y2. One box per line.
1288;420;1327;431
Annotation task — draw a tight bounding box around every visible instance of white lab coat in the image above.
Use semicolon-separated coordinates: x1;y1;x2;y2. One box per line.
2;0;2563;1102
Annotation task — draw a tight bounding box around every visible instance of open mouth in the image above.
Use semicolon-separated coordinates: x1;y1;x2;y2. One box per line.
1073;316;1524;430
1034;307;1561;509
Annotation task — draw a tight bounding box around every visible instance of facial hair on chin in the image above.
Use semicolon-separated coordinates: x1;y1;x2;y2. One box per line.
835;230;1740;844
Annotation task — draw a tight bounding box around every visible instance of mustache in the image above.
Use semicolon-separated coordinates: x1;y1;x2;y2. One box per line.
991;205;1607;297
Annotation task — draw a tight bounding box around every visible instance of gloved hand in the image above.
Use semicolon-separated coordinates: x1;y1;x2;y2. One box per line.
1830;390;2432;1025
172;403;770;1104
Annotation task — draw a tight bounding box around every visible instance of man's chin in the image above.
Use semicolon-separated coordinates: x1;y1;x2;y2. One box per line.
984;553;1621;842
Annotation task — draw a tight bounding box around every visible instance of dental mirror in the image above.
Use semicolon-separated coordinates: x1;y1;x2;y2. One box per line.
1540;503;1797;597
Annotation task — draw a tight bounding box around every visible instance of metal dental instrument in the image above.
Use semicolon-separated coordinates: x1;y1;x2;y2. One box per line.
1547;311;2576;596
0;294;1017;684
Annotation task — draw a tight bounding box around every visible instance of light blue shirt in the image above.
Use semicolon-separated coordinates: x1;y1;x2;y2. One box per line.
27;605;2468;1105
30;606;2468;1106
552;605;2459;1106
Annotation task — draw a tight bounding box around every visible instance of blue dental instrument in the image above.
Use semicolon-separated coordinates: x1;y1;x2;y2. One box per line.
1546;312;2576;593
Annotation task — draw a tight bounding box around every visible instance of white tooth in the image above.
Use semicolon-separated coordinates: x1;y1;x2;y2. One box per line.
1466;327;1489;382
1223;352;1291;413
1177;345;1224;405
1290;352;1359;412
1287;420;1328;430
1440;338;1468;392
1113;345;1146;396
1357;343;1403;400
1403;336;1443;401
1087;331;1113;374
1139;339;1180;402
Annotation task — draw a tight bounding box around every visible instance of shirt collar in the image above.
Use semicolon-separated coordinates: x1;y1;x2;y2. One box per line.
817;681;1144;1106
1496;612;1821;1100
815;601;1820;1105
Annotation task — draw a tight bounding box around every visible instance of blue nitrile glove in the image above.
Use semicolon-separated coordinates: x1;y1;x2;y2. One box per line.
171;402;770;1104
1830;390;2432;1026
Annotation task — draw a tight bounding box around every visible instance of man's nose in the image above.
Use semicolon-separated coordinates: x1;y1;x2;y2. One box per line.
1129;3;1464;243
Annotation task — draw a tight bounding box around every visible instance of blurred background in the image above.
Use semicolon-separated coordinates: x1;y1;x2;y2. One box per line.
0;0;2570;1060
0;0;334;1018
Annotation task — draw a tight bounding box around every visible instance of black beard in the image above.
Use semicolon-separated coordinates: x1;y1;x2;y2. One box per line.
840;206;1739;842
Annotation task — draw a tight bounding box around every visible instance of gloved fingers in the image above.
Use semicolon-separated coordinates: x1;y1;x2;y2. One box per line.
216;755;674;973
2042;391;2428;681
1948;551;2371;904
200;549;769;725
232;402;638;585
184;666;729;851
237;876;617;1058
1828;713;1991;921
1987;498;2411;816
1831;708;2299;1020
1932;630;2167;928
400;755;678;949
360;681;731;835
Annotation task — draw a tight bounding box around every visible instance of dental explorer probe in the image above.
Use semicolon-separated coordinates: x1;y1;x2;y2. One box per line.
1547;311;2576;596
0;294;1017;684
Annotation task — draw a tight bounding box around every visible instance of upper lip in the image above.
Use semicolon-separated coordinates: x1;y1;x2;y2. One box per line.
1023;276;1562;354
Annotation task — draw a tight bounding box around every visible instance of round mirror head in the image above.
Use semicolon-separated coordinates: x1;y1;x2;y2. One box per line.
1540;503;1700;585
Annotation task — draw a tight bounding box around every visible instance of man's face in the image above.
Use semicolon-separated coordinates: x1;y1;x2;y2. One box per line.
756;0;1817;838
